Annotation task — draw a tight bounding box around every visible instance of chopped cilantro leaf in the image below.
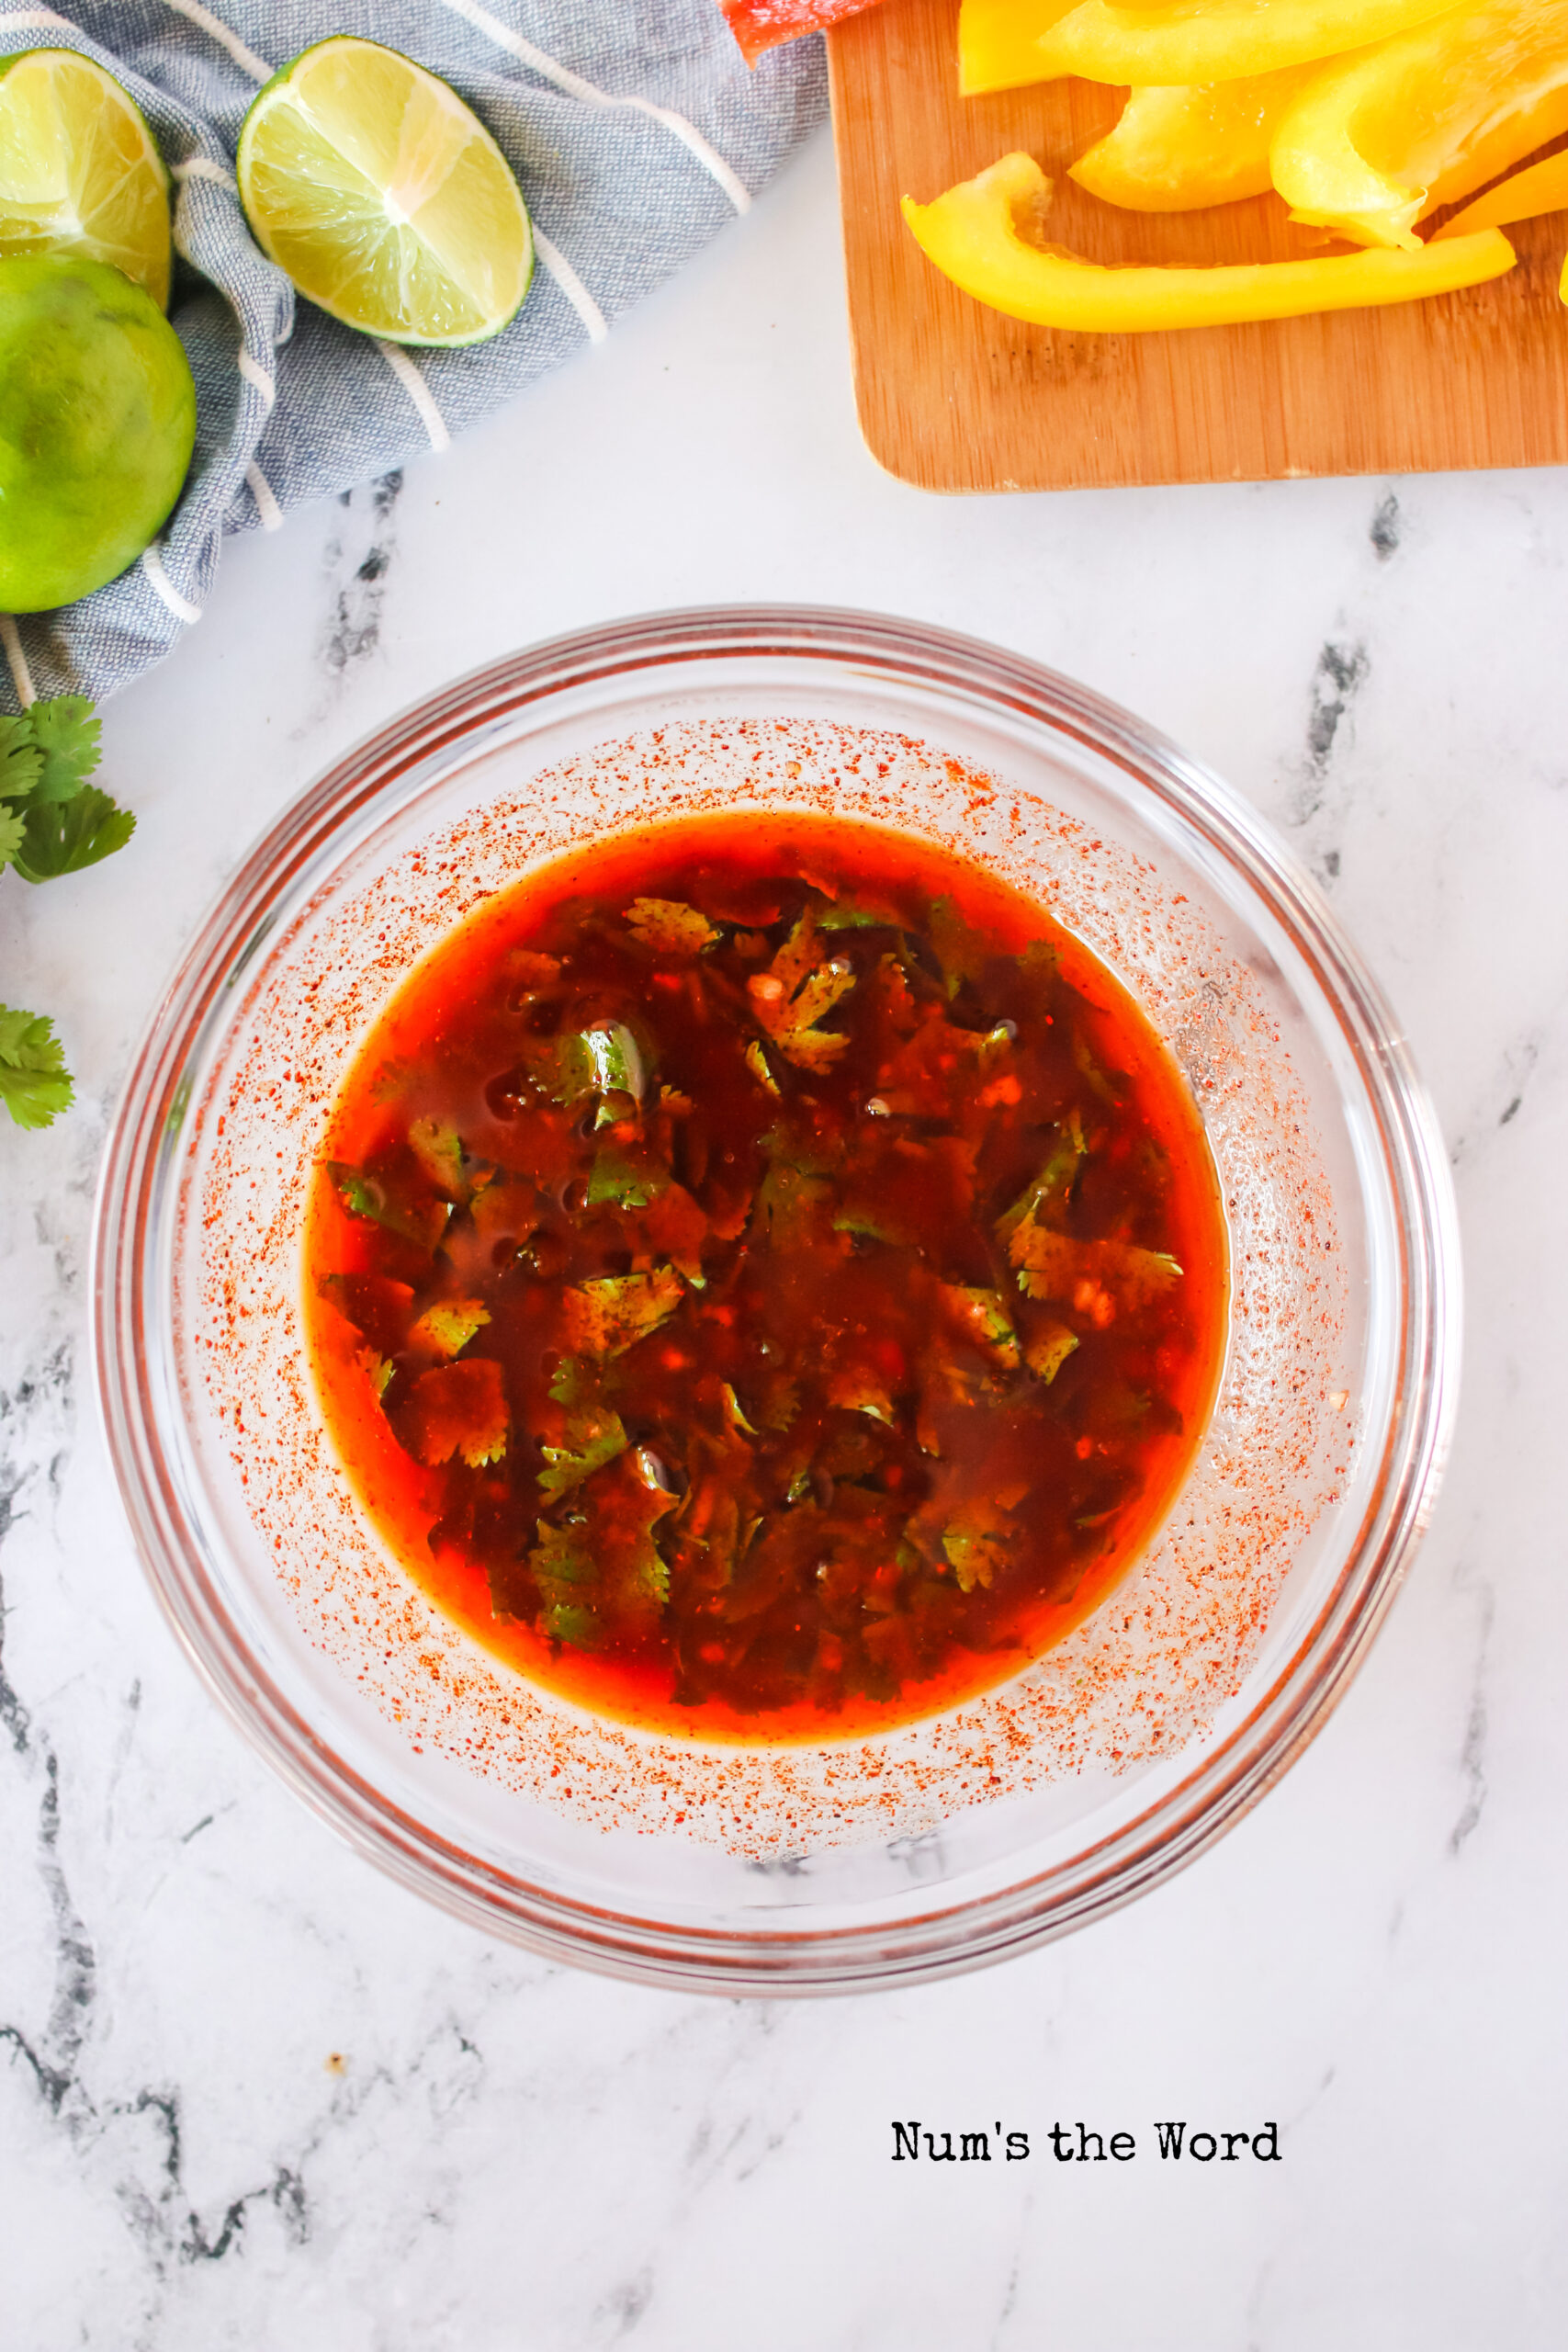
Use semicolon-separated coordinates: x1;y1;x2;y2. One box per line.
410;1298;491;1359
542;1599;601;1648
0;807;26;872
505;948;561;987
815;894;900;931
359;1348;395;1399
744;1038;780;1096
759;1371;799;1431
872;951;919;1034
926;896;993;998
939;1283;1021;1370
624;898;719;957
539;1402;629;1501
670;1475;743;1588
1023;1320;1079;1383
407;1358;509;1466
832;1199;916;1247
586;1137;668;1210
317;1270;416;1353
0;1004;73;1130
541;1358;633;1498
996;1113;1087;1251
971;1022;1015;1070
468;1176;538;1247
1088;1383;1154;1434
440;1179;538;1289
752;1159;832;1249
1013;1234;1183;1313
587;1023;647;1095
325;1163;381;1219
527;1517;600;1644
562;1266;684;1357
628;1177;707;1283
748;911;856;1072
758;1117;844;1178
721;1383;759;1437
592;1092;636;1133
529;1449;677;1645
608;1453;680;1608
826;1367;897;1426
325;1160;450;1252
547;1354;604;1409
1074;1030;1121;1105
408;1117;466;1201
527;1022;647;1110
941;1493;1024;1593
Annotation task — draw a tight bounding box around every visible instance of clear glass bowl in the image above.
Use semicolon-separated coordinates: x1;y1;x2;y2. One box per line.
92;607;1460;1993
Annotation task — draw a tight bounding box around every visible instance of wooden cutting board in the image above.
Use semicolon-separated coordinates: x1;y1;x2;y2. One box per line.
827;0;1568;492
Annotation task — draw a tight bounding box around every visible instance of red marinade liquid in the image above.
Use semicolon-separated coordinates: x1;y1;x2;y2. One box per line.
305;812;1228;1742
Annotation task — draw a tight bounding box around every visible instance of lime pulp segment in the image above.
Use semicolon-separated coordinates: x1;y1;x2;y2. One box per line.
237;38;533;348
0;47;171;308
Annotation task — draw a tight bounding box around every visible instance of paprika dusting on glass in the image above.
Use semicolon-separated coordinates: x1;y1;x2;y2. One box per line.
304;812;1228;1742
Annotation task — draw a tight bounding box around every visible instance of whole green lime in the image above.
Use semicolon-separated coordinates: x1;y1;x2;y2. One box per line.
0;252;197;612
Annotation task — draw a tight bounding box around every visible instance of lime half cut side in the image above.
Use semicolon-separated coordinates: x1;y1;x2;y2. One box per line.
236;37;533;348
0;48;172;309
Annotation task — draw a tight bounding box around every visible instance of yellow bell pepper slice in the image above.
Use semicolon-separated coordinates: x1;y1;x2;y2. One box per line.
959;0;1075;95
963;0;1454;95
1436;157;1568;311
902;152;1515;331
1434;150;1568;239
1272;2;1568;249
1071;67;1327;211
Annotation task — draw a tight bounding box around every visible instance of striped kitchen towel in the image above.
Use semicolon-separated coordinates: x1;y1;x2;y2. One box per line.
0;0;826;711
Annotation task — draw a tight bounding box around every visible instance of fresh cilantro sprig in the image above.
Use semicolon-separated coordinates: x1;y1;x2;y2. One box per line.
1;693;135;1130
0;1004;74;1131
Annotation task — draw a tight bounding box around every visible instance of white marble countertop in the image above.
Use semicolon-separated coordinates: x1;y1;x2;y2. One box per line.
3;125;1565;2350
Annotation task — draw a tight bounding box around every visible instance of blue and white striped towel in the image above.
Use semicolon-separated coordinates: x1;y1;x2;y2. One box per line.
0;0;826;711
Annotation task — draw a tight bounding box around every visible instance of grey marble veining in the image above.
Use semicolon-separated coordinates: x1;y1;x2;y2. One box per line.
2;129;1565;2348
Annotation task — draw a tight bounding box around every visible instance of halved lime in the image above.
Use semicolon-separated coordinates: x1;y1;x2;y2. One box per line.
236;37;533;348
0;48;172;309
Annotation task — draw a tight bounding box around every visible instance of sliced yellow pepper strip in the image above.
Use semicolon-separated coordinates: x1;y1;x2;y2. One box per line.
1272;2;1568;249
959;0;1076;95
970;0;1454;95
1468;161;1568;307
1433;149;1568;240
902;153;1515;332
1071;67;1327;212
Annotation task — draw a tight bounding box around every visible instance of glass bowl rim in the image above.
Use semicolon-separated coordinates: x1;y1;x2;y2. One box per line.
90;603;1461;1994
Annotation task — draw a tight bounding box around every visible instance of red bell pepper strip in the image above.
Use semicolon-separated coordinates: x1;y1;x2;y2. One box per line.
718;0;886;66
